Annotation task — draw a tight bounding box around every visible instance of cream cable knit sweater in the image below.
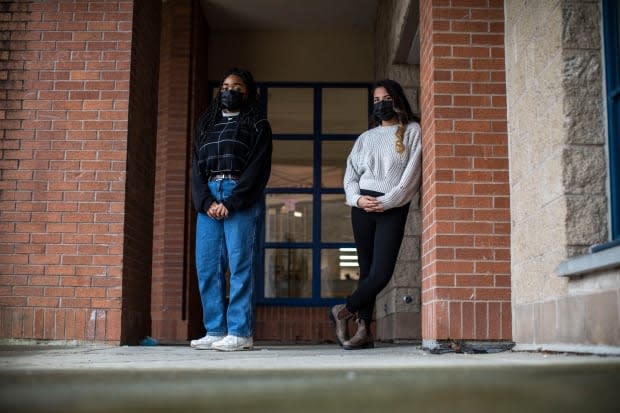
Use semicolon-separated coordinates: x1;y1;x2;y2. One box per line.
343;122;421;210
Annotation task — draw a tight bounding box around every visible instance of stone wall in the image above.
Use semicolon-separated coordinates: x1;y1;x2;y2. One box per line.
561;1;608;256
506;0;619;349
374;0;422;341
506;0;571;307
375;0;420;115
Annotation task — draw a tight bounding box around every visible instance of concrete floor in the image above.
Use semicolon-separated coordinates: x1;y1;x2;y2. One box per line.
1;343;619;413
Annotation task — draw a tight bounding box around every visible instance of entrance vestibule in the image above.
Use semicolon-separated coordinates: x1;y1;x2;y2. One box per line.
153;0;397;343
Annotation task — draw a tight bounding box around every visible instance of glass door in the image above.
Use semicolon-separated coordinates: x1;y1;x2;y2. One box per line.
260;83;372;305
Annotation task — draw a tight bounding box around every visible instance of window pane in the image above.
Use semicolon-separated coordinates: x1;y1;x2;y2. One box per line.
320;248;359;298
265;248;312;298
266;193;313;242
322;88;368;134
268;88;313;134
321;194;353;243
322;140;355;188
269;140;313;188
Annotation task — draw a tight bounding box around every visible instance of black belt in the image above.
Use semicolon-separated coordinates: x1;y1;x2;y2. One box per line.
208;173;240;181
360;189;384;197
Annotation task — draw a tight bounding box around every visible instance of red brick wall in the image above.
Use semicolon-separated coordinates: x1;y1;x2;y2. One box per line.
255;306;339;343
419;0;511;342
151;0;210;341
0;0;152;344
186;0;211;340
121;0;161;344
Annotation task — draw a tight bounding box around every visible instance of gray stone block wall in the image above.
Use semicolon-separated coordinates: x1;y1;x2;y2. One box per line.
561;0;607;253
375;0;421;116
373;0;422;341
376;198;422;341
506;0;618;348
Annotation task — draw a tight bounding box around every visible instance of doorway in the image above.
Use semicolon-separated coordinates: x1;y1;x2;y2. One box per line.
151;0;380;343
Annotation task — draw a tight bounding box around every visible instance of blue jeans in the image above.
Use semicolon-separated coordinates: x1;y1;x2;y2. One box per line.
195;179;263;337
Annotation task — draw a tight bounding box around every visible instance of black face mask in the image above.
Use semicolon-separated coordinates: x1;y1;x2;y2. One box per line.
220;89;245;111
373;100;395;121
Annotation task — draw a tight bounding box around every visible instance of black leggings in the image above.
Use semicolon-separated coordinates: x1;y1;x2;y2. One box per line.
346;191;409;323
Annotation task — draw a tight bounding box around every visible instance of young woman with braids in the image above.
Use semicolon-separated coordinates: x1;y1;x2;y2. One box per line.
329;79;421;350
190;68;272;351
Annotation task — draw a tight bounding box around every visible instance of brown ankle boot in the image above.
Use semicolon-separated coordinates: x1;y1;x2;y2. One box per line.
328;304;354;346
343;319;374;350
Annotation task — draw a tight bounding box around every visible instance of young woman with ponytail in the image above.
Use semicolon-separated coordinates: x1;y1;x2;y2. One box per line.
329;79;421;350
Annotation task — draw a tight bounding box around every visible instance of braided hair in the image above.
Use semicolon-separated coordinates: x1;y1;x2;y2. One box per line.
196;67;264;144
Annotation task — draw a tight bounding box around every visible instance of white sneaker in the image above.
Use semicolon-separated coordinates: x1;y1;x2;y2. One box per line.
190;335;225;350
211;335;253;351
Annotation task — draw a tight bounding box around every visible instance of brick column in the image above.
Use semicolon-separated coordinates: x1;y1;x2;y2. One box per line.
122;0;161;344
150;0;193;341
419;0;511;348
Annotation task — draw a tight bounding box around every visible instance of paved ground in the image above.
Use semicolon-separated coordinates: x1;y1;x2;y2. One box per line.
1;343;619;412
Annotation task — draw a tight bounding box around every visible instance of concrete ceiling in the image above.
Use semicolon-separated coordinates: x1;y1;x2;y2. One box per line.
199;0;378;30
